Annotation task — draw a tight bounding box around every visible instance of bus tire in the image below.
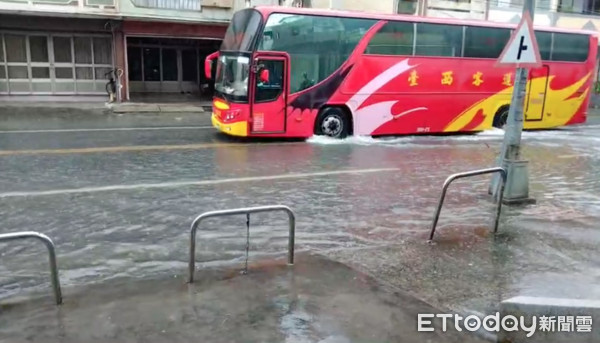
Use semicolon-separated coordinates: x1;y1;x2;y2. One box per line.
493;106;509;129
315;107;350;139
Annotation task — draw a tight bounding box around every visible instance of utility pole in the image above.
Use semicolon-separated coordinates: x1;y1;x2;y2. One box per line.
491;0;538;205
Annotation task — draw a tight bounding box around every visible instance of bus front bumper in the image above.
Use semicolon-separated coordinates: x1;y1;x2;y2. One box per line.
211;113;248;137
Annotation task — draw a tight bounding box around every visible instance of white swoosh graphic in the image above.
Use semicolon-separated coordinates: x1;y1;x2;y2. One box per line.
393;107;428;119
347;59;415;111
346;59;426;135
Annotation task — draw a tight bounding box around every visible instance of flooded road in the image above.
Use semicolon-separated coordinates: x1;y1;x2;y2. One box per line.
1;112;599;340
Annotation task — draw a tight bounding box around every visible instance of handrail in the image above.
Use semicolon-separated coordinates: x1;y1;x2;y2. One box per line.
0;231;62;305
429;167;507;241
189;205;296;283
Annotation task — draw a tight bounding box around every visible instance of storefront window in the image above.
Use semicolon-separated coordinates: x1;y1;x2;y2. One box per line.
127;47;142;81
0;33;113;94
5;35;27;62
30;36;48;63
126;37;202;95
54;37;72;63
182;50;197;82
143;48;160;82
162;49;178;81
397;0;417;14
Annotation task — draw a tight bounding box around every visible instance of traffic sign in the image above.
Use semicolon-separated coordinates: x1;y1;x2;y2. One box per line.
496;12;541;68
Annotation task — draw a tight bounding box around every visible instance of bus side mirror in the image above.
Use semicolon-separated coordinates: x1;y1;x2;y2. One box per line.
259;69;269;84
205;51;219;80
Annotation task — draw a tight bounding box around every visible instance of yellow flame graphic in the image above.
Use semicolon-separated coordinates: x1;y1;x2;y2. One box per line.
444;73;591;132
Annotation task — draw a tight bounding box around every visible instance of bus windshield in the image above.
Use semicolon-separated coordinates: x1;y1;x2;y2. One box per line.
221;9;262;52
215;9;261;102
214;53;251;102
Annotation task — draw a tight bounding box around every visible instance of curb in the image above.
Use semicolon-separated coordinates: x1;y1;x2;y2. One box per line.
0;103;212;117
0;103;110;118
108;104;211;114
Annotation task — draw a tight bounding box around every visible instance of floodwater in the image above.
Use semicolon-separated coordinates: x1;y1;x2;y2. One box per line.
0;114;599;340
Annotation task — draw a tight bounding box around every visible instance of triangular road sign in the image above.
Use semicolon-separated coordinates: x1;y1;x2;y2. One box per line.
496;12;542;68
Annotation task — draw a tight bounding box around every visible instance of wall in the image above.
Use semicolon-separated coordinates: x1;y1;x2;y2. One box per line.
123;21;227;38
488;5;600;33
427;0;485;19
0;15;115;32
330;0;394;13
0;0;278;25
488;8;554;25
285;0;395;12
0;0;118;18
310;0;331;8
556;13;600;29
117;0;235;23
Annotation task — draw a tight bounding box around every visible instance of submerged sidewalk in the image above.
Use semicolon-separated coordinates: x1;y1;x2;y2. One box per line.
0;254;485;343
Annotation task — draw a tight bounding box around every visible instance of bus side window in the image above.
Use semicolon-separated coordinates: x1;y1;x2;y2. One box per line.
463;26;510;58
299;72;314;91
255;59;284;103
552;33;589;62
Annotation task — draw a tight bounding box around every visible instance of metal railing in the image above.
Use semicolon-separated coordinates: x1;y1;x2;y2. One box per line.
0;232;62;305
429;167;507;241
132;0;200;11
189;205;296;283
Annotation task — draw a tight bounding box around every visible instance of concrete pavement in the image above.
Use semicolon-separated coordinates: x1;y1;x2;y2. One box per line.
0;254;486;343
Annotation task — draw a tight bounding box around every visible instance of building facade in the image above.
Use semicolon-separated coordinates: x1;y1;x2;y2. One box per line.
0;0;279;101
2;0;599;101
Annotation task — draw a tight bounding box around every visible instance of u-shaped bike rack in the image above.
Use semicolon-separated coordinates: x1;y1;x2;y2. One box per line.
0;231;62;305
188;205;296;283
429;167;507;241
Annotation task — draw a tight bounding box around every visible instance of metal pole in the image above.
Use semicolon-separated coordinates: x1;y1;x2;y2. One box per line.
430;168;507;241
243;213;250;274
188;219;197;283
0;232;62;305
287;210;295;265
502;0;536;159
188;205;296;283
494;175;507;233
498;66;528;162
493;0;536;203
116;69;123;103
429;182;449;241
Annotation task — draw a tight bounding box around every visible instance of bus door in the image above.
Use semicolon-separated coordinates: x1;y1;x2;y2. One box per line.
525;64;550;122
250;54;288;134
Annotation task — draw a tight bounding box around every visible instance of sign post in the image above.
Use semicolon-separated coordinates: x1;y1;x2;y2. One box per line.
491;0;538;205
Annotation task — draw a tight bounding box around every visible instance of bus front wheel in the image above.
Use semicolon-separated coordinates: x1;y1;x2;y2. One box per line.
315;107;350;139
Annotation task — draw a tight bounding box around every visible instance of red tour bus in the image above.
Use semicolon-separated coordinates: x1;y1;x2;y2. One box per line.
207;6;597;138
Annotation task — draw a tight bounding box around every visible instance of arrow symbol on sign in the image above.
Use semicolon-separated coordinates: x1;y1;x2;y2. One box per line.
517;36;528;60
